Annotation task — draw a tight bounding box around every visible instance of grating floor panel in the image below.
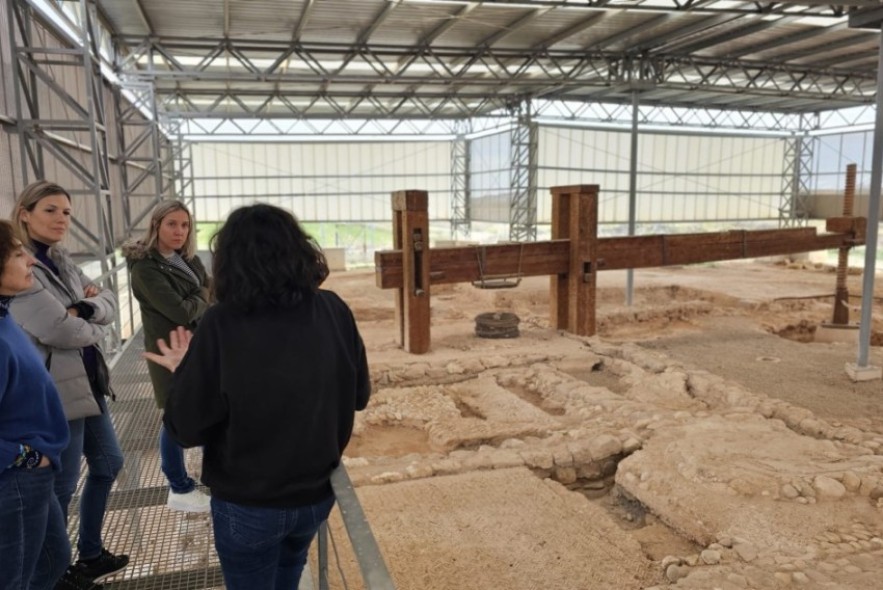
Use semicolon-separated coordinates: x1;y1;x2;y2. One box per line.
63;337;320;590
64;338;222;590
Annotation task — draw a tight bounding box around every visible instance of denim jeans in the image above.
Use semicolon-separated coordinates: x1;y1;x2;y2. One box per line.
0;466;70;590
56;396;125;560
211;494;335;590
159;425;196;494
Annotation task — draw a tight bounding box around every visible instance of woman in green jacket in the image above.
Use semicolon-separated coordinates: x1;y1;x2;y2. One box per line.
123;201;211;512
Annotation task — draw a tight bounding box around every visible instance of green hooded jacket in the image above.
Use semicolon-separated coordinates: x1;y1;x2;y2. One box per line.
123;240;210;408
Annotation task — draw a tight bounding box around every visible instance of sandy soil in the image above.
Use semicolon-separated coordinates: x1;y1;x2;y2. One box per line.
317;259;883;590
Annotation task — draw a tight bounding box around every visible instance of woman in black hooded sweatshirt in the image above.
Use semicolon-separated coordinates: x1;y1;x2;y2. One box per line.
145;203;370;590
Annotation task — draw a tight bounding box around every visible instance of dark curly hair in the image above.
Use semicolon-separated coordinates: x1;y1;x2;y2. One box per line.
210;204;329;312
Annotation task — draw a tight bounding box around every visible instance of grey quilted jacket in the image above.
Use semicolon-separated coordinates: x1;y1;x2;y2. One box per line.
10;245;117;420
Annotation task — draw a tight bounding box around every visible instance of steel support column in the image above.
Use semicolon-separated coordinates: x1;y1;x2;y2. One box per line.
159;119;180;199
176;137;195;215
450;119;471;240
626;91;640;306
854;25;883;376
8;0;120;350
114;80;164;234
779;119;815;228
164;119;196;215
509;101;538;242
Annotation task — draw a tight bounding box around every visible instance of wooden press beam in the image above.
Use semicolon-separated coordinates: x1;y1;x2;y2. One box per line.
375;225;863;290
376;184;866;354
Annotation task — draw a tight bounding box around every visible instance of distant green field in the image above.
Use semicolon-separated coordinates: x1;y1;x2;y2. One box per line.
301;222;394;250
194;222;223;249
196;222;393;249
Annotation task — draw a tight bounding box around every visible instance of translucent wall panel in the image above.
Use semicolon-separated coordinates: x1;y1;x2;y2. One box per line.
537;126;786;230
190;141;452;224
810;130;883;221
469;130;512;223
813;131;873;193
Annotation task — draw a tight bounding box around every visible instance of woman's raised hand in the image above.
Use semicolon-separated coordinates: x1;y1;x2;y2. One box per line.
143;326;192;373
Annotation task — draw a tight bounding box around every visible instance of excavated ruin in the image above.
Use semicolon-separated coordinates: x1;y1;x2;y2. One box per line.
315;261;883;590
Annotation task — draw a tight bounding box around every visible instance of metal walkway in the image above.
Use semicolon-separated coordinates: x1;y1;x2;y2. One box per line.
66;336;223;590
67;335;393;590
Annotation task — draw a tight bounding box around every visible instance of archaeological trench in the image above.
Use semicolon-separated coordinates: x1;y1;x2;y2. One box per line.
307;260;883;590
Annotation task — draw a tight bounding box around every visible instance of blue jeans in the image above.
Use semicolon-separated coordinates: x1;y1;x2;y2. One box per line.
56;397;125;560
159;425;196;494
211;495;335;590
0;466;70;590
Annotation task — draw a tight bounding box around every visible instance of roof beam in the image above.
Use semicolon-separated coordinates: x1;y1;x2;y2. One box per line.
774;32;877;63
663;15;795;55
726;20;848;59
478;7;551;47
331;1;403;81
394;0;872;16
583;13;673;50
293;0;317;42
223;0;230;37
119;36;875;118
356;0;403;46
133;0;154;36
635;87;694;102
627;12;743;53
813;50;878;69
416;2;481;48
531;11;606;49
847;5;883;29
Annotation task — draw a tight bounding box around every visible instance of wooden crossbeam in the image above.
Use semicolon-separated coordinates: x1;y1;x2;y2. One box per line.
595;228;854;270
375;226;863;290
375;241;570;289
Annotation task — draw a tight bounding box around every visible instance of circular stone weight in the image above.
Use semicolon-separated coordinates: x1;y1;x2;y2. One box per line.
475;312;520;339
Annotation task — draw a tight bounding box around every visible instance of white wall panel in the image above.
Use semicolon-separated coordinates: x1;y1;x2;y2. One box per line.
191;141;452;224
537;126;785;227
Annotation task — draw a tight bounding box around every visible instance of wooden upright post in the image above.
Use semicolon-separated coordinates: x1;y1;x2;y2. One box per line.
833;164;857;325
550;185;599;336
391;190;431;353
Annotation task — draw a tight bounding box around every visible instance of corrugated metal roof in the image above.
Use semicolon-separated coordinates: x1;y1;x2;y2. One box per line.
97;0;881;118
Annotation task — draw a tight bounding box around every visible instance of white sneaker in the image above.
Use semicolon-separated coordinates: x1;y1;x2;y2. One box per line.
167;489;211;513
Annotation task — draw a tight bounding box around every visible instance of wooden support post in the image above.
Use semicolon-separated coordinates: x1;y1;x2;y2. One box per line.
391;190;431;353
833;164;857;325
550;185;598;336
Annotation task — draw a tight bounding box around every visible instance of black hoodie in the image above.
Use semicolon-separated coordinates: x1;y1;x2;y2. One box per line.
163;289;370;507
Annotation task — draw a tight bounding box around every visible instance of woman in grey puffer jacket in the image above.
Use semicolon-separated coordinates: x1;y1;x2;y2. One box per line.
10;181;129;587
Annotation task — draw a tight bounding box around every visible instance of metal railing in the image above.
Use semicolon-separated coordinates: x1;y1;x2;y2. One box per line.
318;467;397;590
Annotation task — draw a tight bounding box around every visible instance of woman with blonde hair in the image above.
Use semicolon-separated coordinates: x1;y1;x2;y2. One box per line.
122;200;211;512
10;180;128;589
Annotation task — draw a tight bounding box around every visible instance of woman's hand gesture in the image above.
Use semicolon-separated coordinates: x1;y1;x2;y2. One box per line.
143;326;192;373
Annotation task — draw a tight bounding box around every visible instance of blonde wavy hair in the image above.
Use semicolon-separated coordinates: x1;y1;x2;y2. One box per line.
13;180;72;249
140;200;197;260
